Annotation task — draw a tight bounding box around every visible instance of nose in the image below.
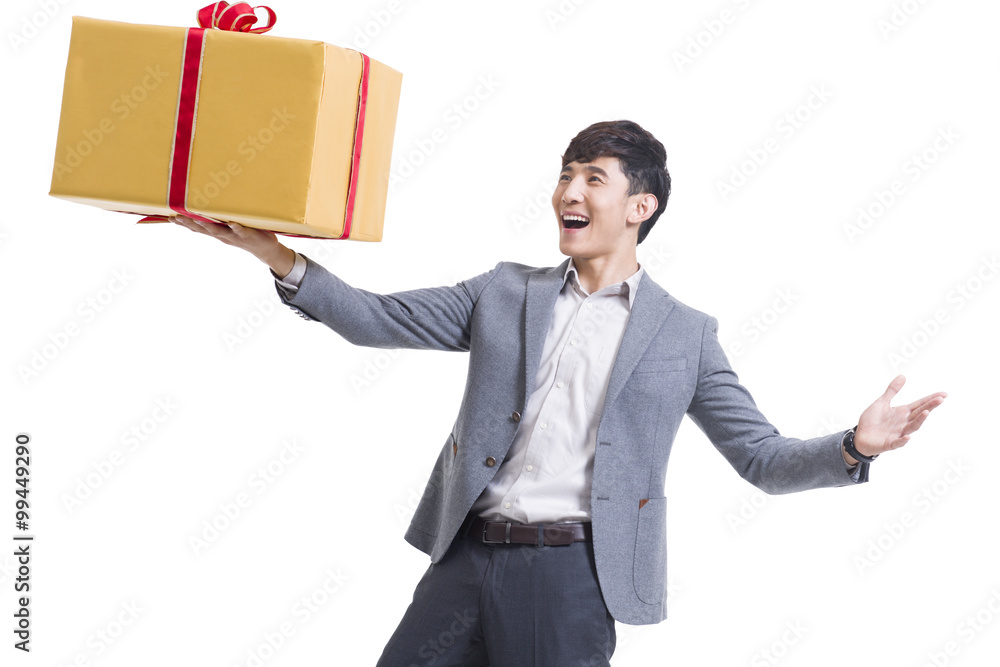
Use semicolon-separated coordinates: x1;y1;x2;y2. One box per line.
561;174;584;204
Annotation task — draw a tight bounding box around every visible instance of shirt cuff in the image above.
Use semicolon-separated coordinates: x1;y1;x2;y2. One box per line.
271;251;306;292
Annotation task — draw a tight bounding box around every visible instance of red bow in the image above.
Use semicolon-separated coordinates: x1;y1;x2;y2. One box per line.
196;1;275;34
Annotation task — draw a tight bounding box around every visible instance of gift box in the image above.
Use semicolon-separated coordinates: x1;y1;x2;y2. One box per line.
49;3;402;240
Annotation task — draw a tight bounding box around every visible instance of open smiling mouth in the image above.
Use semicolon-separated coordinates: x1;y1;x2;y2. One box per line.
562;214;590;229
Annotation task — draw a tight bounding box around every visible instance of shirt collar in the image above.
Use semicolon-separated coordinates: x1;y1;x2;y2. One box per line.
562;257;645;310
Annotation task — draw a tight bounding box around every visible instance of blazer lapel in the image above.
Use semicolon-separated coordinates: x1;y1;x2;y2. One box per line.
523;258;570;405
603;271;675;410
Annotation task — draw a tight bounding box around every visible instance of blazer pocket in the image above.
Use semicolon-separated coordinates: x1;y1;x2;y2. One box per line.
633;496;668;605
633;356;687;374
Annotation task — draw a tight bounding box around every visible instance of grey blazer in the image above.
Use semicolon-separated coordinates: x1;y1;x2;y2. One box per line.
275;254;867;625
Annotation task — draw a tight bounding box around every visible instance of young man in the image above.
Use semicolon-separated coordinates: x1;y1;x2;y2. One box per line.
172;120;946;666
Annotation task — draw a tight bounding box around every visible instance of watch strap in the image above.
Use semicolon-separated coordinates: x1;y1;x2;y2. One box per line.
843;426;878;464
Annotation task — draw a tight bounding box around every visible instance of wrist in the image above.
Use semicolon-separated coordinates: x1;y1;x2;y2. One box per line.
260;244;296;279
842;426;878;464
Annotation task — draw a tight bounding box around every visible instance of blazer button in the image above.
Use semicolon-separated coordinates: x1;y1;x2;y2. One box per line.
511;411;521;422
485;456;496;467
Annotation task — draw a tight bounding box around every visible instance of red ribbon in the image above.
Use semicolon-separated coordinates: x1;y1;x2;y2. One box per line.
136;3;370;240
197;1;276;33
341;53;370;240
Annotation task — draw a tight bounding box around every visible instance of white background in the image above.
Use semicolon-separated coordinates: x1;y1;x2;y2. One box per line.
2;0;998;665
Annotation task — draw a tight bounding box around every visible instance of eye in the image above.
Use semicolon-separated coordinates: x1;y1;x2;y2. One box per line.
559;174;570;181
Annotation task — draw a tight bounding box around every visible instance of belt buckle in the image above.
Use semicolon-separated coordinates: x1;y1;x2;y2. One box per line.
481;521;512;544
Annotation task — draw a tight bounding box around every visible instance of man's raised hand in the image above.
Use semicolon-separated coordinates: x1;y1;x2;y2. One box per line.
853;375;947;459
170;214;296;278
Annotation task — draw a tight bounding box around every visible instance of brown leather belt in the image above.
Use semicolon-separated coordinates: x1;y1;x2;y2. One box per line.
467;516;592;547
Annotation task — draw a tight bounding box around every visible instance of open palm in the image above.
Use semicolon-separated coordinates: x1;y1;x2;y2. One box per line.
854;375;947;458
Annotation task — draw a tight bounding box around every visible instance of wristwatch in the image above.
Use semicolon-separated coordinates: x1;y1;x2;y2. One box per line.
842;426;877;464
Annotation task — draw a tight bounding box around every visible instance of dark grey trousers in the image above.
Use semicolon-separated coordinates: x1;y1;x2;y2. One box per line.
375;520;617;666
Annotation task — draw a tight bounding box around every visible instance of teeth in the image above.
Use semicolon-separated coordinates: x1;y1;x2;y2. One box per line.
562;215;589;222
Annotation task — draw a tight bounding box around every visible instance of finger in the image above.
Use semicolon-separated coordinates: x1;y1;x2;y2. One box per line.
901;409;931;436
907;398;944;420
170;215;205;234
225;222;266;246
189;218;232;237
228;222;273;239
171;215;209;234
887;434;911;451
907;392;948;412
173;216;238;245
881;375;906;403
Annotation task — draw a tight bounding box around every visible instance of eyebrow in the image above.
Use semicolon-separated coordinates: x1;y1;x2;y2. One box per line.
560;163;610;178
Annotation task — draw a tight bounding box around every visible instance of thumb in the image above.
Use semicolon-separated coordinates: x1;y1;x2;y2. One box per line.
881;374;906;404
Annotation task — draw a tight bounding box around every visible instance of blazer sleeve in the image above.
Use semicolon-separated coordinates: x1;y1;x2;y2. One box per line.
686;316;869;494
272;253;505;352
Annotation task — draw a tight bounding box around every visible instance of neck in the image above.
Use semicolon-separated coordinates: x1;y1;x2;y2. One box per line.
572;252;640;294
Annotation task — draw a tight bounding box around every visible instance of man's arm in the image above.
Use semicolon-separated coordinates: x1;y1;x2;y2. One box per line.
169;215;504;351
686;317;945;494
687;317;858;494
277;253;503;351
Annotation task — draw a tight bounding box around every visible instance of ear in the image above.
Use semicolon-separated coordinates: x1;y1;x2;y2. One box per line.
627;193;658;225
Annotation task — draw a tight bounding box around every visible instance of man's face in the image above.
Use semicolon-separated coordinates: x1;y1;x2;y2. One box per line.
552;156;643;260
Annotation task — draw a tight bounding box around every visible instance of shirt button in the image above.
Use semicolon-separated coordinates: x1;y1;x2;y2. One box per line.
511;411;521;422
526;465;533;472
485;456;496;467
570;339;578;346
539;423;547;430
504;502;511;509
556;381;564;388
586;303;593;309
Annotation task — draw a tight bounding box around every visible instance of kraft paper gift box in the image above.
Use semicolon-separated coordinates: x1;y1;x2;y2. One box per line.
49;5;402;240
